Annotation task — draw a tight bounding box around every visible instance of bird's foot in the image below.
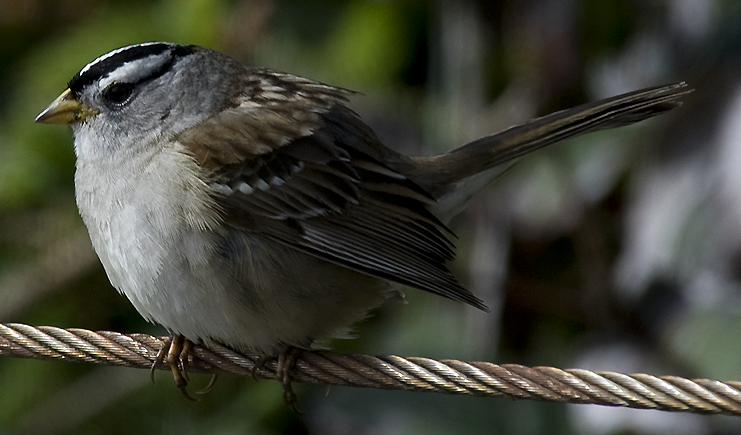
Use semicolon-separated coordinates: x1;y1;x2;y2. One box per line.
151;333;203;401
277;346;304;413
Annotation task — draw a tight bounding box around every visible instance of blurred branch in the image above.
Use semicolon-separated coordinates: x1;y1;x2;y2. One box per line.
0;323;739;415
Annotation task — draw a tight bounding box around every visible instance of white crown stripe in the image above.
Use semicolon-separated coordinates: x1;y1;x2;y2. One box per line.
77;42;171;78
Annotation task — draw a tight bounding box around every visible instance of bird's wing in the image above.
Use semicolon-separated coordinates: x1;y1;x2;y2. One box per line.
176;75;486;310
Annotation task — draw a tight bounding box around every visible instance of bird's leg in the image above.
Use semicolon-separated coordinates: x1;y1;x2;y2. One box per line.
151;333;198;401
277;346;304;411
174;336;192;382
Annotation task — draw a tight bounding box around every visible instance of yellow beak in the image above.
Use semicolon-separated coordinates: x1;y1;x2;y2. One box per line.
35;89;99;124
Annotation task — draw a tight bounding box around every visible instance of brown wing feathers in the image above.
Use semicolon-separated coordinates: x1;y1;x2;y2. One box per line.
183;102;488;310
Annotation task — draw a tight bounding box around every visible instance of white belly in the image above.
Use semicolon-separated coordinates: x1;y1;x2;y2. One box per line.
74;144;393;354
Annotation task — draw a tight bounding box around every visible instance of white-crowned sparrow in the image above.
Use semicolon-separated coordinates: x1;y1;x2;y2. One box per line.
36;42;689;400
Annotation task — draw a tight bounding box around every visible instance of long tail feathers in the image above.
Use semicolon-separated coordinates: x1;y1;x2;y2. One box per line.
405;82;691;216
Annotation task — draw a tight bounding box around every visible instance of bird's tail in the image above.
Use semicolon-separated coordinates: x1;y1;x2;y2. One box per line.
403;82;691;218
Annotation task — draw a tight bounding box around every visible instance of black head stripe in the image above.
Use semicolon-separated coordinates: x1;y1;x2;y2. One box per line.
68;42;196;95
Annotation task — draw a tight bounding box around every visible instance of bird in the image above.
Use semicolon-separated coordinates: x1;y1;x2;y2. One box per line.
35;41;689;402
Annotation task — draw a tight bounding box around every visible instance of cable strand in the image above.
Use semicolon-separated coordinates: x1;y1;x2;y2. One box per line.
0;323;738;416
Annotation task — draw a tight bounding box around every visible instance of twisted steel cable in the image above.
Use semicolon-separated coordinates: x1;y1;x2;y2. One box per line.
0;323;739;415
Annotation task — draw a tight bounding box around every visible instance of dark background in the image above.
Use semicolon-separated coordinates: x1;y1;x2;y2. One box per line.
1;0;740;434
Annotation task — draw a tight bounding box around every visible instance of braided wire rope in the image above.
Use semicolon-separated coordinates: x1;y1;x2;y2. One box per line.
0;323;739;415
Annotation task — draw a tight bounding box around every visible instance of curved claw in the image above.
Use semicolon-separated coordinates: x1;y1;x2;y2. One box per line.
151;336;171;384
178;383;198;401
196;374;219;395
251;355;270;381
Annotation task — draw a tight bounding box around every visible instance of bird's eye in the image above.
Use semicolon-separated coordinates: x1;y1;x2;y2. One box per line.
103;83;134;104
